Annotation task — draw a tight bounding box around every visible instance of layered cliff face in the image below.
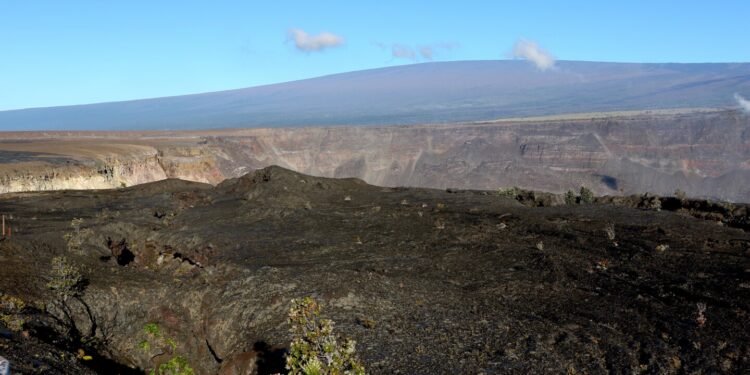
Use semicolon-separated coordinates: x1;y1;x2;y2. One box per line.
1;109;749;201
206;109;750;201
0;142;221;194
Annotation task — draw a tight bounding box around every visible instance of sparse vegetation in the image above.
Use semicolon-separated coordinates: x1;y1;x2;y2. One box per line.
640;193;662;211
604;223;616;242
0;293;26;332
47;256;84;302
63;218;92;254
45;255;92;342
579;187;594;204
674;189;687;201
564;190;577;205
139;322;194;375
286;297;365;375
498;186;520;199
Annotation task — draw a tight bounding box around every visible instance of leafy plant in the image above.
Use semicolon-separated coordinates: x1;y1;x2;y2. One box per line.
497;186;520;199
139;322;194;375
155;356;193;375
640;193;662;211
564;190;577;205
287;297;365;375
579;186;594;204
45;256;99;346
47;256;84;302
0;293;26;332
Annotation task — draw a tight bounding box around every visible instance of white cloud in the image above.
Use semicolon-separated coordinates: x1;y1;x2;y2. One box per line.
288;28;344;52
512;38;556;71
419;46;434;60
735;93;750;112
392;44;416;60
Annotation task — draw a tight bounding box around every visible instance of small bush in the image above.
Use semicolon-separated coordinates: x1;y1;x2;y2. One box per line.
579;187;594;204
47;256;84;302
640;193;662;211
63;218;92;254
0;293;26;332
674;189;687;201
564;190;577;205
139;322;194;375
497;186;520;199
286;297;365;375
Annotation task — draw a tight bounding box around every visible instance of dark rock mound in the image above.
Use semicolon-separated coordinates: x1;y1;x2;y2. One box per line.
213;165;375;206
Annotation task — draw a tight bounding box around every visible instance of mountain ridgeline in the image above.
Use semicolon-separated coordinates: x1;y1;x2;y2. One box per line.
1;60;750;130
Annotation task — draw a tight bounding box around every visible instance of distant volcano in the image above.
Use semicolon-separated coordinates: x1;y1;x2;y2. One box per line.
1;60;749;130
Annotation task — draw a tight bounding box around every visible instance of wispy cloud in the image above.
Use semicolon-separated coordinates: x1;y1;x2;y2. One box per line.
379;42;459;61
391;44;416;60
735;93;750;112
419;46;434;60
288;28;344;52
511;38;555;71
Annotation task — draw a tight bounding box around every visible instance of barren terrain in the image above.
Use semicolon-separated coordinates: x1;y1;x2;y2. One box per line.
0;166;748;374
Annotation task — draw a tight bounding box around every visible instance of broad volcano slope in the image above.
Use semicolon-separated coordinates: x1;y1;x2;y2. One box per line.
0;167;748;374
1;60;749;130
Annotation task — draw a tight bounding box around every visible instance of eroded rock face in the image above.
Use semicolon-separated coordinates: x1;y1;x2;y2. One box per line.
0;142;222;193
1;109;749;201
206;110;750;201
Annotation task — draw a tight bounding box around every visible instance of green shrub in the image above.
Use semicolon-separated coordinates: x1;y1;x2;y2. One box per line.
0;293;26;332
497;186;520;199
287;297;365;375
564;190;577;205
139;322;194;375
640;193;662;211
579;187;594;204
154;356;193;375
47;256;84;302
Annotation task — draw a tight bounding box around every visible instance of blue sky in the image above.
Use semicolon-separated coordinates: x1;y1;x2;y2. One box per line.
1;1;748;111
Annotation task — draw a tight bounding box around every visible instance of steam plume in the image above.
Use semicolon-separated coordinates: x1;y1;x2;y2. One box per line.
512;38;555;71
735;93;750;112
